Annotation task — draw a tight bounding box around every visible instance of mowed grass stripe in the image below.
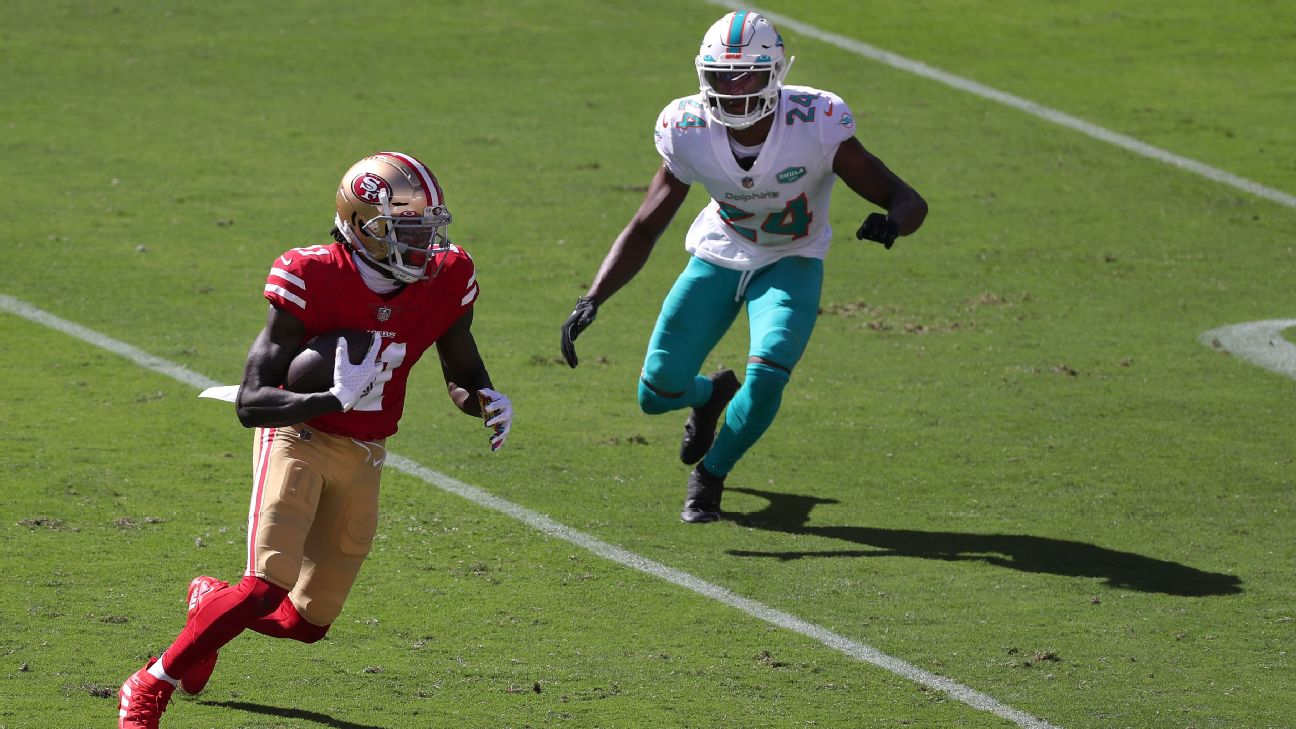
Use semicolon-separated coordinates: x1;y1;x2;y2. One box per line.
707;0;1296;209
0;292;1062;729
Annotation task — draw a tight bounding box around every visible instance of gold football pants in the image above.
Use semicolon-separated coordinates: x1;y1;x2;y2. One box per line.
246;425;385;625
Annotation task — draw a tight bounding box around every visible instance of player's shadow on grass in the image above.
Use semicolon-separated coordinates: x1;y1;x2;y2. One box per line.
724;487;1242;597
200;700;386;729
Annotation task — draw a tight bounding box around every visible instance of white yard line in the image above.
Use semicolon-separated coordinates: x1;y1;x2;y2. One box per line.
1199;320;1296;381
707;0;1296;209
1;292;1060;728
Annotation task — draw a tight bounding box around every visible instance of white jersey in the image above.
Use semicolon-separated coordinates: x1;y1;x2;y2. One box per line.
654;84;856;271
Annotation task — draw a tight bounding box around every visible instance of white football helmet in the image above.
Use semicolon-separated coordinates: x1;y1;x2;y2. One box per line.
335;151;453;282
695;10;794;129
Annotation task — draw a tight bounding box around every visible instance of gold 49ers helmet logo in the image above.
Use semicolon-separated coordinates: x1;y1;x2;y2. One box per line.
352;173;391;204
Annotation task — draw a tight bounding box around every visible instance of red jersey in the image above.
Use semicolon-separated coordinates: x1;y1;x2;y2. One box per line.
262;242;479;440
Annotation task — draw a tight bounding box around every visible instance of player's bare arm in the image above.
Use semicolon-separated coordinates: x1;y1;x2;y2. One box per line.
234;305;352;427
833;136;928;245
586;164;692;303
437;309;492;417
560;164;691;367
438;309;514;450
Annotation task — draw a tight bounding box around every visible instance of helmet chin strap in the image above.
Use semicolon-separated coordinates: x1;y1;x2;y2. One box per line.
710;96;771;130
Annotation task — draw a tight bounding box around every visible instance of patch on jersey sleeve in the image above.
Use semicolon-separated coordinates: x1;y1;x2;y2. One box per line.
815;91;856;148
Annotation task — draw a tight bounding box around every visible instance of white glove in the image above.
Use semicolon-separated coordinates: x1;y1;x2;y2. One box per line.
476;388;513;451
329;334;382;412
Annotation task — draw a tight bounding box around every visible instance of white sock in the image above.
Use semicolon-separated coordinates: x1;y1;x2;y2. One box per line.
147;655;179;686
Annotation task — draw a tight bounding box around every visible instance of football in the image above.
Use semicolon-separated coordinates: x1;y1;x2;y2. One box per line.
285;329;375;393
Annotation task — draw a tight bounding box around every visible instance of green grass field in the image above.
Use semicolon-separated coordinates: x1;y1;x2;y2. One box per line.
2;1;1294;727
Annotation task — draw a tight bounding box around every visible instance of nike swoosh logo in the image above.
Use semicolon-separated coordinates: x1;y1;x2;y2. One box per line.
826;101;834;117
352;439;387;467
279;254;292;265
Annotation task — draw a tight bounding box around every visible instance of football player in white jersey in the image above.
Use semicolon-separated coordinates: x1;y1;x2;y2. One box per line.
561;10;927;523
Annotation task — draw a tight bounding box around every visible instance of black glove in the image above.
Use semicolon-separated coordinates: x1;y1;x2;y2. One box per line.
856;212;900;249
560;297;599;368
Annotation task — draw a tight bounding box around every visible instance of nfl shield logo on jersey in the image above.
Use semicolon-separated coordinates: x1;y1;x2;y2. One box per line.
376;306;392;322
741;177;754;189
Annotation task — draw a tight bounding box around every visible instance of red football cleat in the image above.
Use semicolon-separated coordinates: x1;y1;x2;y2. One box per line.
118;658;174;729
179;575;229;695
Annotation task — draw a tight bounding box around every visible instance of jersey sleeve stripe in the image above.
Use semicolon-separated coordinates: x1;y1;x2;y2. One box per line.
268;267;306;289
465;270;477;290
264;284;306;309
460;284;479;307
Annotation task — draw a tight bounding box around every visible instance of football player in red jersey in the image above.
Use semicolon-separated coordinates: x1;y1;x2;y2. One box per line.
118;152;513;729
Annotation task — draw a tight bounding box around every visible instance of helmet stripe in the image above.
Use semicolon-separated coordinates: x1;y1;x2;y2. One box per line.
726;10;748;52
379;151;444;206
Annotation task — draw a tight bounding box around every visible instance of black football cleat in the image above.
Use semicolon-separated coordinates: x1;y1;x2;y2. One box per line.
680;369;740;465
680;464;726;524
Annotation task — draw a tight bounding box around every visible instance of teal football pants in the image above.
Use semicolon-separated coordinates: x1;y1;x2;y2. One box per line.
638;255;823;476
